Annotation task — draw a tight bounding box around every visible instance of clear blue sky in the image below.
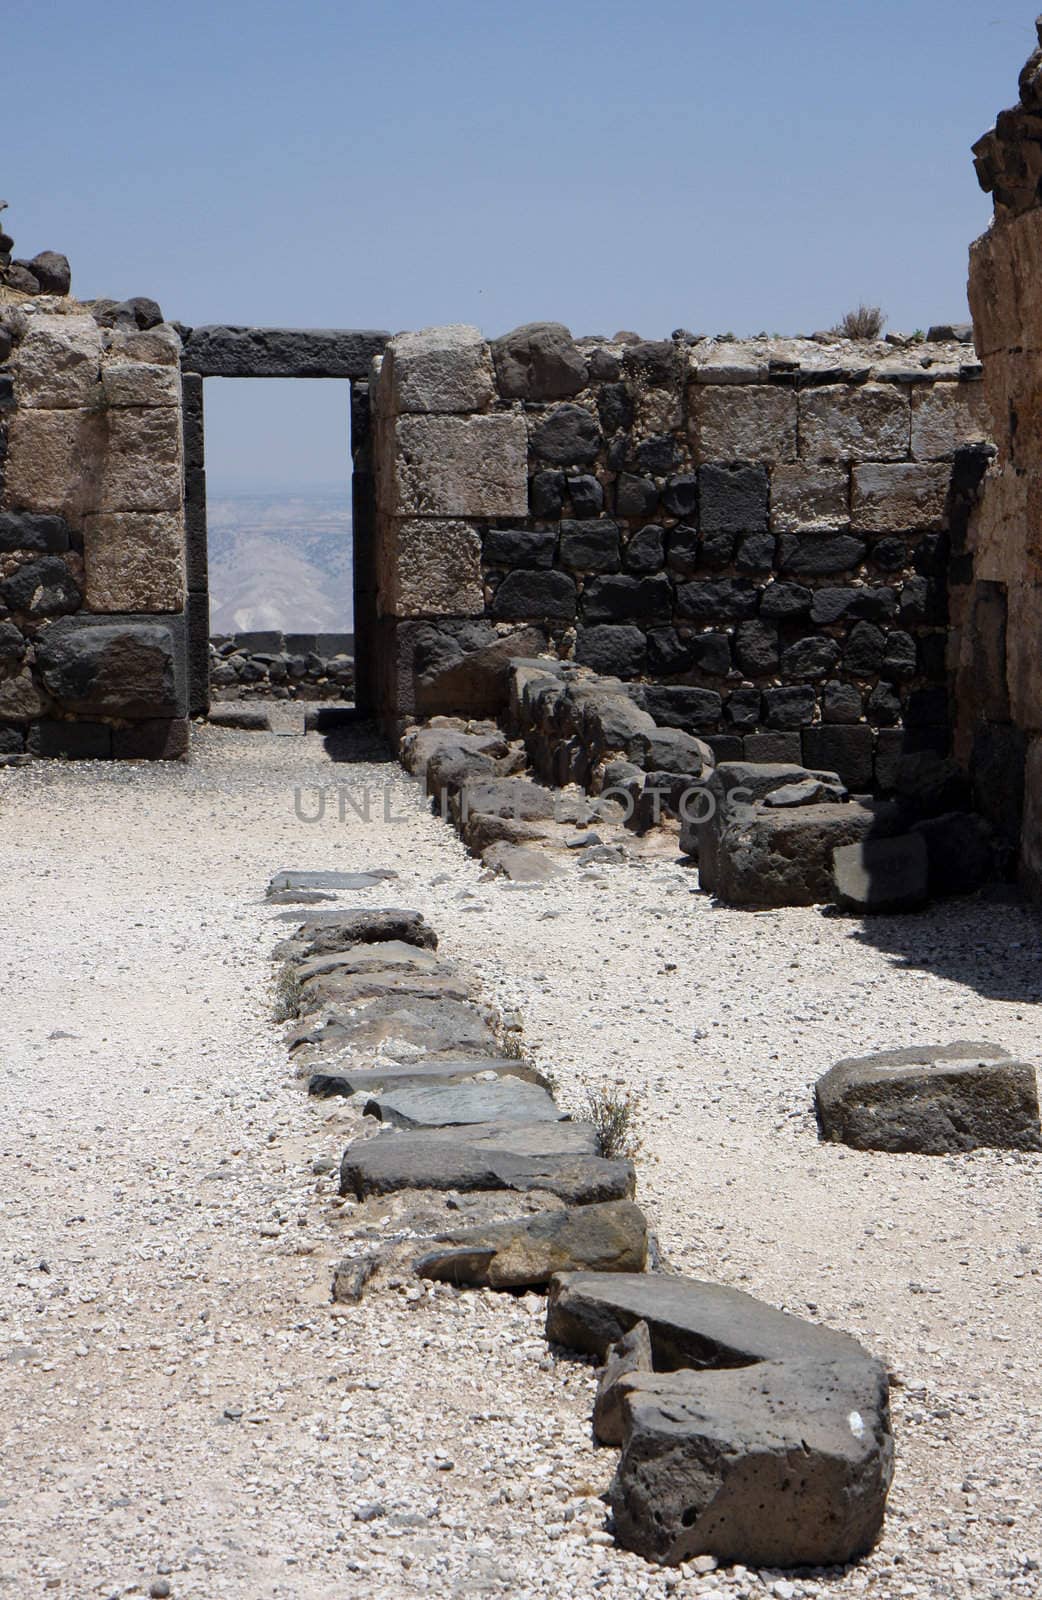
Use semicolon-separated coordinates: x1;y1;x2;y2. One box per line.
6;0;1034;487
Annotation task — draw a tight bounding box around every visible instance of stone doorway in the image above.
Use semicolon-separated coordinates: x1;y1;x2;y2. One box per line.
179;326;389;718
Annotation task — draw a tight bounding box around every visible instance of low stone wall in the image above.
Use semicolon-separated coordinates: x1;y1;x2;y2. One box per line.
0;235;188;760
209;631;355;700
964;17;1042;895
369;324;991;790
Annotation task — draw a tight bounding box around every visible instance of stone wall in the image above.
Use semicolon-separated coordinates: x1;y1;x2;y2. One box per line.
0;245;188;759
209;630;355;699
370;323;990;791
964;17;1042;893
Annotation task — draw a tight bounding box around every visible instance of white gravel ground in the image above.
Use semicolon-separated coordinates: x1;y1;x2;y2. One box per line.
1;723;1041;1600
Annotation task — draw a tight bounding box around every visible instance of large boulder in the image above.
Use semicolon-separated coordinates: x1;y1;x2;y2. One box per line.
815;1042;1042;1154
413;1199;648;1288
609;1357;893;1568
491;322;588;400
701;798;901;907
35;619;180;718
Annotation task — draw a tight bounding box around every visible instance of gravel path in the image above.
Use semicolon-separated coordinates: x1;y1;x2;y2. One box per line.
1;724;1040;1600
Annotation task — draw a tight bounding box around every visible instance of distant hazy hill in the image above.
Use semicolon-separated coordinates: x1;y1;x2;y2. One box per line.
206;489;353;633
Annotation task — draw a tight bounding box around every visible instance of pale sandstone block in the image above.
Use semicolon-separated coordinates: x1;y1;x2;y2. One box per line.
95;407;183;512
102;325;182;366
3;409;105;523
770;464;850;531
385;414;528;518
799;383;909;462
13;313;102;408
911;383;993;460
390;519;485;617
850;463;951;532
101;363;180;408
83;512;185;612
383;325;495;414
690;384;797;463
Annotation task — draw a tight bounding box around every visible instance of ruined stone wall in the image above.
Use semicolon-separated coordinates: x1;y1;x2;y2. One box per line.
371;324;989;791
0;272;188;759
964;17;1042;892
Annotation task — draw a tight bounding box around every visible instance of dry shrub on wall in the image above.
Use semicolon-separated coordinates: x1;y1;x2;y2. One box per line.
836;304;886;340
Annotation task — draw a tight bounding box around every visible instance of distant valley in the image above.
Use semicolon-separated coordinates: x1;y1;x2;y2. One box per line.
206;489;354;634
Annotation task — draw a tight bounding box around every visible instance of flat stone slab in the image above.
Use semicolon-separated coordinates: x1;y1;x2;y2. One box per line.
832;834;929;913
208;705;271;731
482;843;563;881
609;1357;893;1568
267;869;398;896
815;1041;1042;1153
418;1119;599;1156
340;1136;635;1204
364;1078;564;1129
413;1199;648;1288
297;969;479;1012
294;942;444;980
181;325;389;379
546;1271;874;1370
309;1059;551;1097
288;996;498;1057
292;909;439;953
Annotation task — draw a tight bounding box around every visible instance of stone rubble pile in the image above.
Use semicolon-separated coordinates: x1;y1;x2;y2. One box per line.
209;631;355;700
973;17;1042;215
0;203;71;298
264;871;896;1569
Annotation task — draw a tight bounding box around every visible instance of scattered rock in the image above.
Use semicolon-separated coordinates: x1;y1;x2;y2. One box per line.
593;1319;654;1445
363;1077;565;1129
413;1199;648;1288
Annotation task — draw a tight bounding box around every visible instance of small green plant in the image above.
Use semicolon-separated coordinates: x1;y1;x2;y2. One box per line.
910;329;926;343
273;964;302;1022
835;304;886;340
582;1085;643;1161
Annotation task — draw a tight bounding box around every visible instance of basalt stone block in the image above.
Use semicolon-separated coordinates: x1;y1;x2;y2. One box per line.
567;474;604;517
700;530;736;568
414;1199;648;1289
799;383;909;462
632;434;677;476
181;325;389;378
809;587;856;625
614;473;659;517
646;627;693;674
582;573;672;623
832;834;929;913
911;811;999;897
0;668;45;721
623;524;665;573
0;724;25;754
778;533;866;575
529;404;601;467
27;251;71;295
815;1042;1041;1154
636;726;713;777
365;1077;564;1130
840;621;885;677
388;414;528;518
900;575;947;626
851;463;951;533
608;1357;893;1569
483;526;557;569
664;524;700;577
724;686;762;730
559;519;621;572
782;636;841;680
851;585;899;623
530;469;566;517
866;682;902;726
733;620;779;675
676;579;759;622
28;719;112;759
763;685;816;730
491;322;588;401
735;532;776;571
383;324;495;413
111;716;190;760
0;622;25;661
597;383;634;436
759;581;811;620
689;632;732;676
341;1136;636;1205
491;569;577;621
770;464;850;532
83;512;184;613
635;685;723;731
802;725;874;792
623;340;677;387
0;555;81;617
871;536;907;571
904;686;949;728
660;474;698;518
880;629;917;681
593;1320;654;1446
743;731;802;762
412;621;548;718
574;625;647;678
822;680;864;724
699;464;769;534
35;619;180;718
706;799;899;907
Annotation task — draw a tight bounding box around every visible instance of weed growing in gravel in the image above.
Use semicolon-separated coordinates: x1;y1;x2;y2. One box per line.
273;965;302;1022
497;1024;558;1093
583;1086;643;1160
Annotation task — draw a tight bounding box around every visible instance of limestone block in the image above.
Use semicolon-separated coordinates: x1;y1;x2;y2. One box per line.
968;229;1018;359
95;407;183;512
911;383;992;460
83;513;185;613
799;384;909;462
850;463;950;532
389;519;485;617
3;409;104;523
1007;579;1042;731
101;362;180;407
102;325;182;366
12;313;102;408
689;384;797;463
383;325;495;414
383;414;528;517
770;464;850;531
